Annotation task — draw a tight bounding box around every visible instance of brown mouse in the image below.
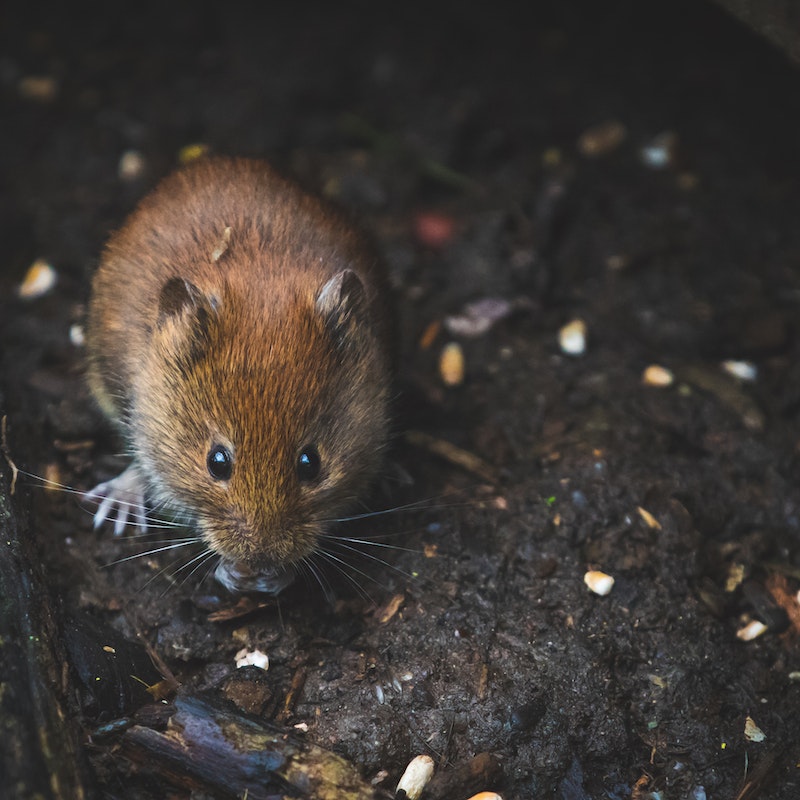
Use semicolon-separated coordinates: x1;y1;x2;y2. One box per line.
85;156;393;593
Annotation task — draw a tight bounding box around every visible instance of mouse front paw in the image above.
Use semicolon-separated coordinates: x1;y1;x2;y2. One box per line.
84;463;148;535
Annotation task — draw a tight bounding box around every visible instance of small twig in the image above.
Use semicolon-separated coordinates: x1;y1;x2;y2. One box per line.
734;748;781;800
1;415;19;495
276;665;307;724
404;430;498;483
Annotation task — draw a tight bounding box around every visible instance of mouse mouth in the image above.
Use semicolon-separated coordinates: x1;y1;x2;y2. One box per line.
214;558;296;595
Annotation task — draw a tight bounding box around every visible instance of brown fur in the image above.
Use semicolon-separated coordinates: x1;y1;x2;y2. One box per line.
86;156;392;570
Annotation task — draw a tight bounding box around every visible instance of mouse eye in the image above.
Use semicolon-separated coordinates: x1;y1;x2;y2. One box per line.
207;444;233;481
297;445;321;482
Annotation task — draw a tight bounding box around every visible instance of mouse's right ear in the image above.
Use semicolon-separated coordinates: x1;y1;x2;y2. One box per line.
155;277;219;362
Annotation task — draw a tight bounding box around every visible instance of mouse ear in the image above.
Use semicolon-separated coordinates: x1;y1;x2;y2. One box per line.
315;270;368;337
157;277;208;323
156;277;218;361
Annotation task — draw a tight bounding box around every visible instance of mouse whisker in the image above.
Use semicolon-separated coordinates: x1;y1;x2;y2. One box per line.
323;494;474;525
319;532;421;553
313;549;376;605
321;539;418;582
137;555;191;593
197;552;222;589
116;535;203;547
103;539;202;566
17;470;89;498
15;469;189;531
297;554;336;605
172;547;218;589
135;544;212;596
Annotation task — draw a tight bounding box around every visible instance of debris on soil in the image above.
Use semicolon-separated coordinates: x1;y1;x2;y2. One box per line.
118;150;146;182
558;318;587;355
744;715;766;743
395;754;435;799
584;569;615;596
639;131;678;169
234;647;269;670
412;211;456;249
17;259;57;299
721;359;758;382
736;620;768;641
444;297;514;338
577;120;627;157
641;364;674;387
439;341;465;386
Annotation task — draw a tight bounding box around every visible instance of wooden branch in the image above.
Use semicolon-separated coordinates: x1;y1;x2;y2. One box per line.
121;693;393;800
0;411;89;799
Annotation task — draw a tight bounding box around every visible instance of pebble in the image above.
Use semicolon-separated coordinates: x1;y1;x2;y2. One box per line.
578;120;627;157
640;131;677;169
396;754;435;800
413;211;456;249
440;341;465;386
69;324;86;347
18;75;57;102
721;360;757;382
118;149;146;181
605;254;629;271
642;364;674;387
18;259;57;299
558;318;587;355
584;570;615;596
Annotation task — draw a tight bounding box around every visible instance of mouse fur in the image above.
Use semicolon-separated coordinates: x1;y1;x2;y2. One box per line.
85;156;393;591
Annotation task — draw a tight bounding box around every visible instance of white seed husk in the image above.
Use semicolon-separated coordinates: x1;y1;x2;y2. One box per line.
559;318;587;355
584;570;614;596
736;620;767;642
721;360;757;382
234;647;269;670
18;259;57;299
642;364;674;387
118;150;146;181
396;754;435;800
69;324;86;347
440;341;465;386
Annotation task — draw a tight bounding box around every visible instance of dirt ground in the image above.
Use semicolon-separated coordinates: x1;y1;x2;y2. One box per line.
2;0;800;797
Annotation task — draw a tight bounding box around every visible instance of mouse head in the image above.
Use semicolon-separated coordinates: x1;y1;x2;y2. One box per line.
132;268;391;580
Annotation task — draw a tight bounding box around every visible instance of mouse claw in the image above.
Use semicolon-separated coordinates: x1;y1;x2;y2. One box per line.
92;491;114;529
84;464;148;535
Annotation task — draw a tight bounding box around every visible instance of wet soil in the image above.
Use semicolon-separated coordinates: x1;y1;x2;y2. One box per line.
2;1;800;797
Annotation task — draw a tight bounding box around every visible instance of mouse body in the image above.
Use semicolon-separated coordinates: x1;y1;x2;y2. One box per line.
85;156;393;592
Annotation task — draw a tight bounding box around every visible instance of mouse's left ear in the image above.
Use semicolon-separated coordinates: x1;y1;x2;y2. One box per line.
155;276;220;363
315;269;369;341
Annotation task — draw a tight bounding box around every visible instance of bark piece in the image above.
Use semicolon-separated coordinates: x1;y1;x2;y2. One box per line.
121;693;392;800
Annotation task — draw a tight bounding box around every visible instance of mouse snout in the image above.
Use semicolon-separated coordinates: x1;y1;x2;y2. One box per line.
202;502;318;571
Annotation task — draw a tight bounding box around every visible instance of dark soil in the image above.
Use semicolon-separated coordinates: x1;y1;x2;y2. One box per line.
2;1;800;798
